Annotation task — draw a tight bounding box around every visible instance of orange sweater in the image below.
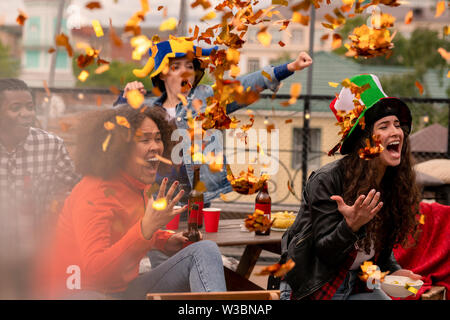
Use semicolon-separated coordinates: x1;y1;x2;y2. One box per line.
34;172;172;298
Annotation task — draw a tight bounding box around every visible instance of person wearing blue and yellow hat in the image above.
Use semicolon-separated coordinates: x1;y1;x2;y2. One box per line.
279;74;423;300
114;36;312;211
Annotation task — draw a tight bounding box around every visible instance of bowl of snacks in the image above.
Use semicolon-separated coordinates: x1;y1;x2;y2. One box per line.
227;165;269;195
271;211;296;231
380;275;423;298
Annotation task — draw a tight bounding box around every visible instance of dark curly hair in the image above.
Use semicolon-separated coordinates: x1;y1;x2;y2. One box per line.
74;104;175;179
341;124;421;255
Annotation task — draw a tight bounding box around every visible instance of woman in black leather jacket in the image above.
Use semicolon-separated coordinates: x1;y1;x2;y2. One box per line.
280;74;422;300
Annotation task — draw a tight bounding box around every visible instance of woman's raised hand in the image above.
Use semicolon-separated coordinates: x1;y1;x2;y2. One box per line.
330;189;383;233
141;178;187;240
123;81;147;98
287;52;313;72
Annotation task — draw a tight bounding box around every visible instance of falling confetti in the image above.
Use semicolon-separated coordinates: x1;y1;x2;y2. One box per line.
16;10;28;26
435;1;446;18
152;198;168;211
92;20;104;37
77;70;89;82
256;259;295;277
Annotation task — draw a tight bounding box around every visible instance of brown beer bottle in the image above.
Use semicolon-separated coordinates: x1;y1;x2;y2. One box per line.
186;166;204;241
255;180;271;236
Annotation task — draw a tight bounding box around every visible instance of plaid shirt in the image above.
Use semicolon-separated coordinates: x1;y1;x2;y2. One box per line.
304;249;358;300
0;127;80;261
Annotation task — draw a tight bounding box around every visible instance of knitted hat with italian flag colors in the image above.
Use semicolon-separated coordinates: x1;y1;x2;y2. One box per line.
329;74;412;155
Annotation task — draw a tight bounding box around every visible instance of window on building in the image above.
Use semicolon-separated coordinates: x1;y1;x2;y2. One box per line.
247;58;260;73
292;128;322;171
55;50;68;69
25;17;40;46
25;50;40;69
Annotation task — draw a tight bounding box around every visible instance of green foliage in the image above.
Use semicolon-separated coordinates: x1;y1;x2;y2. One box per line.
0;40;20;78
72;58;153;90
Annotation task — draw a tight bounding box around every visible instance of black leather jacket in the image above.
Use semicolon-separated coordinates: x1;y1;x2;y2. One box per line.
281;159;401;299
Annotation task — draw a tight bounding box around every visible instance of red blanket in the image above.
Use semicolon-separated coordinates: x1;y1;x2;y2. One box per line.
393;202;450;300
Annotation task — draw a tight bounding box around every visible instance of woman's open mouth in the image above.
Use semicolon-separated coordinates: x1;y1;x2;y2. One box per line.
145;157;160;170
386;141;401;158
180;80;192;93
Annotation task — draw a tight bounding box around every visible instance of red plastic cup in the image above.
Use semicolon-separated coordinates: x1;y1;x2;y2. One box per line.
165;206;181;230
203;208;221;233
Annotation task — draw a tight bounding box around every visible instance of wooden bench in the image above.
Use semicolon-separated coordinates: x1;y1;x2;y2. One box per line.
146;290;280;300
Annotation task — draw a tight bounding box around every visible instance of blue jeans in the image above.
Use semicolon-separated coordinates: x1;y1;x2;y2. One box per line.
65;240;226;300
117;240;226;299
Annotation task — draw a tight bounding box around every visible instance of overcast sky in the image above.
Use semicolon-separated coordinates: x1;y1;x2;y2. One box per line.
0;0;273;27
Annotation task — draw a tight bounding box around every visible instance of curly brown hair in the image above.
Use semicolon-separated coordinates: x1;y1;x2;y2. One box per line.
74;104;175;179
341;125;421;255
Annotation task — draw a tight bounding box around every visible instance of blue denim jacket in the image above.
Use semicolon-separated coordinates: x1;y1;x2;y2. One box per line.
115;64;293;203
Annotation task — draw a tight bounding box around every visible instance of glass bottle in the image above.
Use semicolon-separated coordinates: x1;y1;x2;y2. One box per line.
255;180;271;236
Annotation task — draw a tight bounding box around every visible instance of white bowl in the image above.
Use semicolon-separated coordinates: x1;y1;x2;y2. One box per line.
381;275;423;298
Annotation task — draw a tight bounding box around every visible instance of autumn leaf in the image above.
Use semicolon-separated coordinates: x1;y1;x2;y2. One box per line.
55;33;73;57
437;47;450;62
290;83;302;99
256;259;295;277
292;12;309;26
109;19;123;47
102;133;112;152
152;198;168;211
261;70;272;81
200;11;216;21
126;89;144;109
328;82;339;88
257;29;272;46
85;1;102;10
159;17;178;31
104;121;115;131
116;115;131;128
435;1;446;18
77;70;89;82
415;81;424;95
404;10;413;25
331;33;342;50
16;10;28;26
92;20;104;37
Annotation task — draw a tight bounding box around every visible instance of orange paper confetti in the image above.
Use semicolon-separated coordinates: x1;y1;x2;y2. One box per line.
92;20;104;37
16;10;28;26
435;1;446;18
102;133;112;152
415;81;424;95
159;17;178;31
116;116;130;128
85;1;102;10
404;10;413;25
152;198;167;211
77;70;89;82
126;89;144;109
256;259;295;277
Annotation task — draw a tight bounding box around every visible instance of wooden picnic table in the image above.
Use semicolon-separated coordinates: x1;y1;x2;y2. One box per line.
177;219;284;291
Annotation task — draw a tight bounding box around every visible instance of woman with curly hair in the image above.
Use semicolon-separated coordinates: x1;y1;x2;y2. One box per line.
280;74;422;300
33;104;226;299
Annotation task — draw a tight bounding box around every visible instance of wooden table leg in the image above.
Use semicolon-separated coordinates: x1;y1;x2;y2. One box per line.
224;267;264;291
235;244;262;279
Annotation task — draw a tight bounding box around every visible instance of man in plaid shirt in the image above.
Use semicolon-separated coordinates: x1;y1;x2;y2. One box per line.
0;78;80;298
